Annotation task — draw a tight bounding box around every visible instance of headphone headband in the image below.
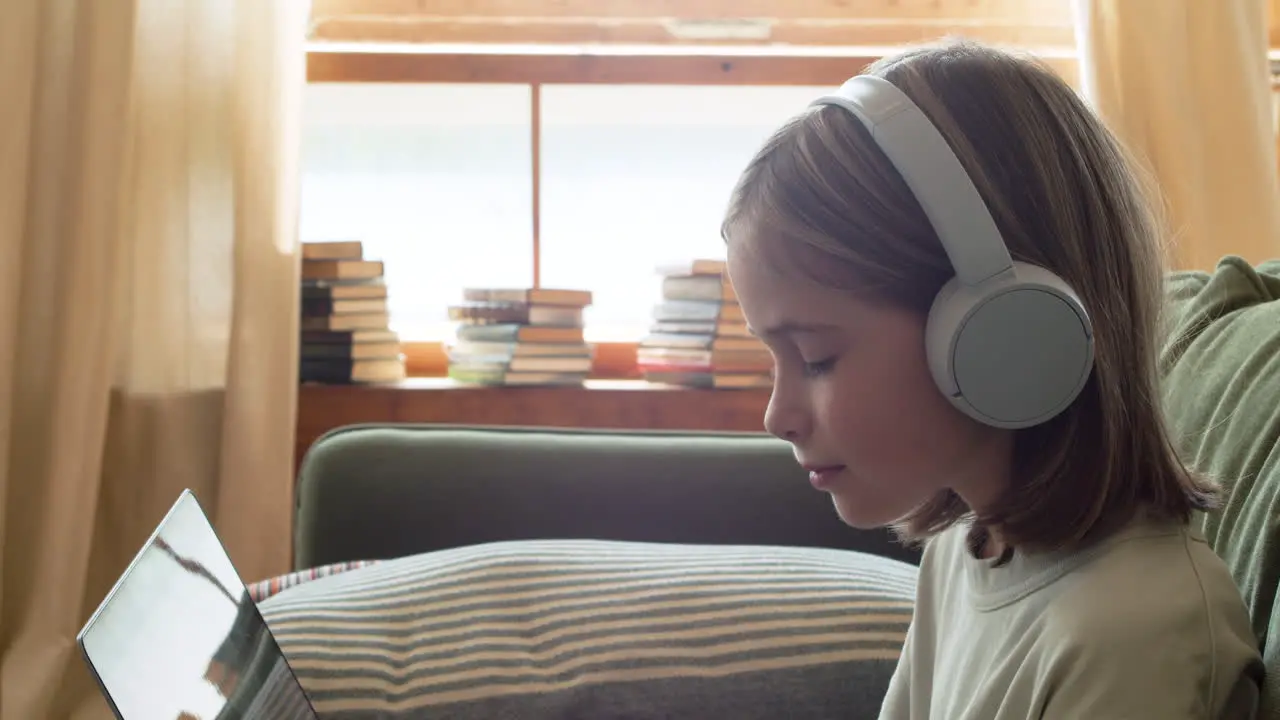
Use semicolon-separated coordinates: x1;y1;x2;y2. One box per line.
810;75;1012;287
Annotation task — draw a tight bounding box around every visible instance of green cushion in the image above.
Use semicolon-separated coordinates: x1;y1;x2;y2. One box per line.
1160;255;1280;713
260;540;916;719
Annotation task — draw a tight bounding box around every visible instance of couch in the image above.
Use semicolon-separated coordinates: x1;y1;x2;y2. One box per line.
258;255;1280;718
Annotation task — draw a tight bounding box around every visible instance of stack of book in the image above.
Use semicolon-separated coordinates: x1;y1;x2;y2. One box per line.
299;241;405;384
446;287;594;386
637;259;772;389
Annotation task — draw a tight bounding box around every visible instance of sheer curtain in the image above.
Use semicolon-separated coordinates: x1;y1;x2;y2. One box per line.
0;0;308;717
1074;0;1280;270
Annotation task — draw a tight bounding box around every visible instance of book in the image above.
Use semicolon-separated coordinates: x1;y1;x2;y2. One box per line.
302;259;385;281
298;241;405;384
447;287;595;387
302;241;364;261
638;258;771;390
462;288;593;307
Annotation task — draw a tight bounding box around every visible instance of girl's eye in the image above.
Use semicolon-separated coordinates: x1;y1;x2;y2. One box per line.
803;357;837;378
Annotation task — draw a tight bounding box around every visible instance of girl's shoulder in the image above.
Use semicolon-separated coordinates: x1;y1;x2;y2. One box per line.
1032;523;1262;716
1048;522;1243;629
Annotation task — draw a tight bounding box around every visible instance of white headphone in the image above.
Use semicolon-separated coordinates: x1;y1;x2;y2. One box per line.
810;75;1095;429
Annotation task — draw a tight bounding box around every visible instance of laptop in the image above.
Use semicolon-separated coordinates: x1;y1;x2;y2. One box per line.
78;490;320;720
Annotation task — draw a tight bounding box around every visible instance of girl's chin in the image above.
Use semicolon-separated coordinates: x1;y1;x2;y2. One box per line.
830;492;906;531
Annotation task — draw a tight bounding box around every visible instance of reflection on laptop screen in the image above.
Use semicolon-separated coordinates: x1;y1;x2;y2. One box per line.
78;491;317;720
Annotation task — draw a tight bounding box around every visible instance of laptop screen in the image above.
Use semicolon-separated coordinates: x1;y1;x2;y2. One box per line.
78;491;318;720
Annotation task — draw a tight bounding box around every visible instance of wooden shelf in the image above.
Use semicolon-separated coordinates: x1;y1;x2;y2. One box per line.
295;379;770;471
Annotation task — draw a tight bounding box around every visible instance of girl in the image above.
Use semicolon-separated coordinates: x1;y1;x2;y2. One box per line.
722;40;1264;719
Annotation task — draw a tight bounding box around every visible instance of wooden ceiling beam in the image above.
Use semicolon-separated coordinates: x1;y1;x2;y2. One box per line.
310;0;1072;23
307;18;1075;49
307;0;1076;49
309;1;1280;55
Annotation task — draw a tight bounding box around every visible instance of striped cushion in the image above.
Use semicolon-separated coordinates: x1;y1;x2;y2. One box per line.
248;560;382;603
259;539;917;719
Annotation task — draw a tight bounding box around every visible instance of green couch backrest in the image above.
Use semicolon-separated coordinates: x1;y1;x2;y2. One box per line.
294;424;922;570
1161;255;1280;713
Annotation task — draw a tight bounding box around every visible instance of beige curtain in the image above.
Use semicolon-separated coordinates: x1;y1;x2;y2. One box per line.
0;0;308;718
1073;0;1280;271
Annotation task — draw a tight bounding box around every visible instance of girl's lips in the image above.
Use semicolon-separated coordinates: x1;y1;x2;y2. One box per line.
802;465;846;490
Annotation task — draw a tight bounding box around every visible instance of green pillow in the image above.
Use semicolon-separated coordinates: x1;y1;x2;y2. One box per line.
1160;255;1280;713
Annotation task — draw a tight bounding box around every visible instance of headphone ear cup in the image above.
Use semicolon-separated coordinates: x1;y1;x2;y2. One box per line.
925;262;1095;429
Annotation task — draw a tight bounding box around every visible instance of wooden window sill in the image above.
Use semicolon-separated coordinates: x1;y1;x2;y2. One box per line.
295;378;770;472
404;341;644;380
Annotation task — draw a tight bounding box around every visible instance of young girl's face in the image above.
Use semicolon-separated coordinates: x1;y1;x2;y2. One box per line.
727;240;1013;529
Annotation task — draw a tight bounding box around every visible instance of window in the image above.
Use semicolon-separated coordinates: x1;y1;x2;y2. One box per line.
300;80;833;343
539;84;832;341
299;82;534;341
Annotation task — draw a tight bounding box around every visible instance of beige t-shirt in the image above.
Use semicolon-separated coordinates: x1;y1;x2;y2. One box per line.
879;518;1264;719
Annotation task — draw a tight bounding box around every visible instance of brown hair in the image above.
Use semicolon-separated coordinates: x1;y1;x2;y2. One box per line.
721;39;1217;556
